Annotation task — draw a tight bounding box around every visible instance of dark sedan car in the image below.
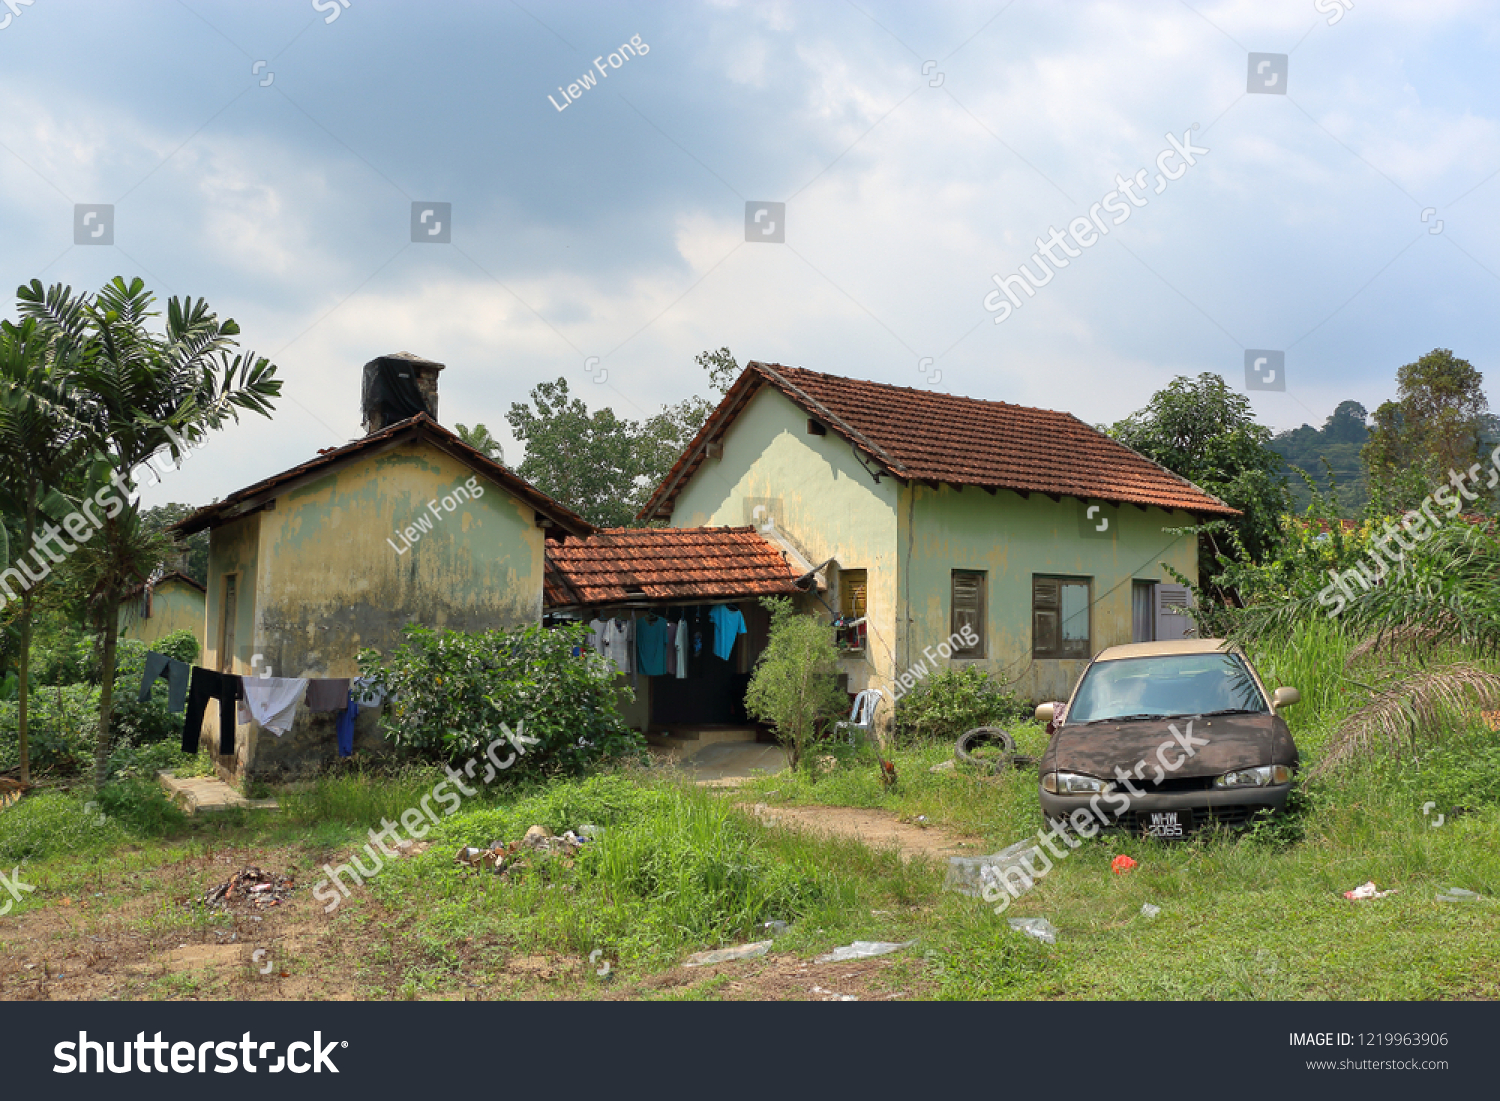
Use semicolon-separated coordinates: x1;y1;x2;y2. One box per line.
1035;640;1301;837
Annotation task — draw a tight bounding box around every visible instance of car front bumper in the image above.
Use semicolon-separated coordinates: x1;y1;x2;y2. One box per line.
1040;782;1294;832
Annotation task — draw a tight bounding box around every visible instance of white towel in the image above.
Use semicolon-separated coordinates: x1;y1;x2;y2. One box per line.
241;676;309;736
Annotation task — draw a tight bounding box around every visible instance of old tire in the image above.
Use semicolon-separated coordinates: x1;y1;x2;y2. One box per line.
955;726;1015;773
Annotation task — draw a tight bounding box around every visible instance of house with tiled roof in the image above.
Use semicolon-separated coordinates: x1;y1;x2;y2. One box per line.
639;362;1237;705
544;526;810;733
172;353;591;782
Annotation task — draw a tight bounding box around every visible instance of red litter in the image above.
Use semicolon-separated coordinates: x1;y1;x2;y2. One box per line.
1111;855;1138;874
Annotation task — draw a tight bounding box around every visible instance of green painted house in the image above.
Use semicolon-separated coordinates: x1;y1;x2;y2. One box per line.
639;362;1237;720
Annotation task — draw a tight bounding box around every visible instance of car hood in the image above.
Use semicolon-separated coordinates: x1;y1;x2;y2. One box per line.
1043;713;1298;780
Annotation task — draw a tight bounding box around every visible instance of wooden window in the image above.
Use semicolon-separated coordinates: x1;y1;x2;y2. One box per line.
838;569;867;652
951;570;986;657
1033;575;1091;659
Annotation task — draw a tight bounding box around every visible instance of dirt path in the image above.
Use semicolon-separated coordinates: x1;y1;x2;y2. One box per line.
740;801;983;863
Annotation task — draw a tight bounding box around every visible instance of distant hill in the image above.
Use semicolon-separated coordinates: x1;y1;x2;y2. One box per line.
1267;400;1370;516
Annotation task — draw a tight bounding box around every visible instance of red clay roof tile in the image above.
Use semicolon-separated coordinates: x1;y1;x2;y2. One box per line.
640;363;1238;520
545;526;803;607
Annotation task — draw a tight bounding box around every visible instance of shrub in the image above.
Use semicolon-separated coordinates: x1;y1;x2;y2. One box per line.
357;622;645;777
895;666;1026;743
744;597;849;770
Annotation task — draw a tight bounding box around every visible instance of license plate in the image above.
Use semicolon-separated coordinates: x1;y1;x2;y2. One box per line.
1142;809;1190;839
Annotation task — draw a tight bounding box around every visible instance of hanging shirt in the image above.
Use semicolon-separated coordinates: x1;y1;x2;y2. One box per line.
241;676;309;737
675;619;689;679
603;618;633;674
587;618;609;657
635;616;672;676
305;678;352;712
664;622;677;677
710;605;747;661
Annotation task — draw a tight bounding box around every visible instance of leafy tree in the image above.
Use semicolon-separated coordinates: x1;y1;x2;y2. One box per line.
1109;372;1290;582
1364;349;1488;508
141;503;208;584
17;277;280;788
695;347;740;396
454;421;504;463
507;378;646;528
744;597;848;772
507;349;737;528
1268;400;1370;514
0;317;89;783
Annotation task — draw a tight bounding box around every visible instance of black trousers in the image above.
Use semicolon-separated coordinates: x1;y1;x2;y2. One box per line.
181;668;243;755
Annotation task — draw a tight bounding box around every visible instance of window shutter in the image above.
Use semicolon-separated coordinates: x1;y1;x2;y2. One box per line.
1154;583;1195;641
952;571;985;655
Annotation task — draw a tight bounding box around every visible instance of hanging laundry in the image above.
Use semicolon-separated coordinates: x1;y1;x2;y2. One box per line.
710;604;747;661
138;652;190;714
688;606;710;679
336;689;358;757
603;617;633;675
241;676;310;737
182;668;243;754
675;618;688;679
664;621;678;677
587;617;610;658
305;678;352;712
636;615;672;676
352;676;386;708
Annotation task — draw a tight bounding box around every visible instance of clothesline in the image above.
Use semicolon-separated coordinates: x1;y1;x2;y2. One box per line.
567;604;749;679
138;651;382;759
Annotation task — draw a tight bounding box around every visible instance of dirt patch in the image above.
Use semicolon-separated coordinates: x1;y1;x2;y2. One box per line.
611;950;928;1001
739;802;982;862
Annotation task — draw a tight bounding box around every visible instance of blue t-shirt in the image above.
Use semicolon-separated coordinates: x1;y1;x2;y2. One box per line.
709;605;746;660
636;616;672;676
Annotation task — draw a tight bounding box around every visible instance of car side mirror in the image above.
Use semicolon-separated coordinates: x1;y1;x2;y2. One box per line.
1271;687;1300;710
1034;702;1055;724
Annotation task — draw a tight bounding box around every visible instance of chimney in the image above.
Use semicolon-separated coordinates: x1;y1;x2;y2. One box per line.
361;352;445;435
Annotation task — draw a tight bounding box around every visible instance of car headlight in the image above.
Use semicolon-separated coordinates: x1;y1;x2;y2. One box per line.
1042;771;1114;795
1213;764;1293;789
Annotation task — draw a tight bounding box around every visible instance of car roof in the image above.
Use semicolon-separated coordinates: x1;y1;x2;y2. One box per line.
1092;639;1239;661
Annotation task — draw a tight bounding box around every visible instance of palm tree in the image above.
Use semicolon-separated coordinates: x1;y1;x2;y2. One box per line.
0;317;89;784
454;422;503;463
17;277;281;788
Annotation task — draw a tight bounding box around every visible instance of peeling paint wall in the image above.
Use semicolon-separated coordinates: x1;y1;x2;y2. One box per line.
670;387;901;699
901;483;1200;701
118;581;207;654
197;440;549;782
252;442;546;679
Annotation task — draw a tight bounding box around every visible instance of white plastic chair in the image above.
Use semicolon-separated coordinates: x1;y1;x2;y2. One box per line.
834;688;885;746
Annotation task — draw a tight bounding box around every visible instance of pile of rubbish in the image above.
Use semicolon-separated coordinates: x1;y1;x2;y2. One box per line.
454;824;599;878
199;866;294;911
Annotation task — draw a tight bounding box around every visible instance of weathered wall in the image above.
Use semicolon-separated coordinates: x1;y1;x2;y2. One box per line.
252;441;546;678
901;483;1200;701
670;387;901;703
199;513;260;772
198;441;548;782
118;580;207;654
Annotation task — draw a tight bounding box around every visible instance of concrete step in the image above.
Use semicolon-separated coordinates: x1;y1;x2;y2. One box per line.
157;770;280;815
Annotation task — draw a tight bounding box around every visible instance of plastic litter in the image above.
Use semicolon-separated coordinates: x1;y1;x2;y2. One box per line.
683;940;772;967
943;840;1040;898
1344;881;1397;900
1140;903;1161;919
815;939;915;963
575;824;603;841
1111;855;1137;874
762;920;790;936
1436;887;1482;903
1008;917;1058;944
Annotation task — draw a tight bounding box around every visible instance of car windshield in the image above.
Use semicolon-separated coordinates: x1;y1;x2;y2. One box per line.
1064;652;1268;725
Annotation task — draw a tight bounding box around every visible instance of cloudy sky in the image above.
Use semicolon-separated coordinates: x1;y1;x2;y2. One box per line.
1;0;1496;509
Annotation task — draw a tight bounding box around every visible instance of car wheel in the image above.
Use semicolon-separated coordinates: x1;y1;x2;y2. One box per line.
955;726;1016;773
